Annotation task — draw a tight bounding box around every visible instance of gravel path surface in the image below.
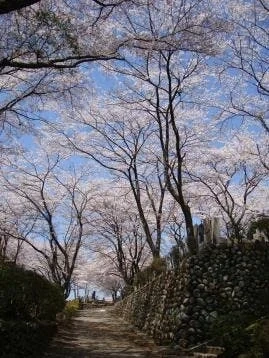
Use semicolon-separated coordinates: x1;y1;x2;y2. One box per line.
44;307;186;358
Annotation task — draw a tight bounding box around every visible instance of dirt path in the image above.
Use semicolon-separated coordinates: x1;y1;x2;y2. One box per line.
44;307;186;358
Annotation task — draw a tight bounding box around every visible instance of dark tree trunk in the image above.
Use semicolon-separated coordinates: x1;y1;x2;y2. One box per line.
0;0;41;14
183;205;197;255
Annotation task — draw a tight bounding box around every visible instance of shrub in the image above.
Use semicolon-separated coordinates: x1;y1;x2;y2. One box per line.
210;312;254;357
210;312;269;358
0;261;65;357
245;319;269;357
0;319;57;358
134;257;167;287
63;299;81;320
0;261;65;321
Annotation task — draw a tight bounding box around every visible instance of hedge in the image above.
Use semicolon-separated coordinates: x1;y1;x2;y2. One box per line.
0;261;65;321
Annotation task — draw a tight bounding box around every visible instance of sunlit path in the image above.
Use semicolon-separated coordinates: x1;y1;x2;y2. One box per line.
44;307;186;358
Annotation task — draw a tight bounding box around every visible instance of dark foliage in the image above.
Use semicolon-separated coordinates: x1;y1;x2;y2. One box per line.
0;261;65;357
133;257;167;288
0;319;57;358
0;261;65;321
210;311;269;357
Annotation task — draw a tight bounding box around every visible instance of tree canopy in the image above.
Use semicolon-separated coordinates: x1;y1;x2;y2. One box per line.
0;0;268;298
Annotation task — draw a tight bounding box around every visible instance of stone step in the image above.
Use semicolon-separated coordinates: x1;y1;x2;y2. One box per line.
162;354;194;357
193;353;218;358
206;346;225;355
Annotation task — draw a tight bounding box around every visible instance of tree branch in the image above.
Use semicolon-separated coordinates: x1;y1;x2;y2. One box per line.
0;0;41;15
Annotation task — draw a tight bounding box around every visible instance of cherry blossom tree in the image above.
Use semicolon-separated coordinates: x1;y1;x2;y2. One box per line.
0;0;128;132
187;133;268;241
229;0;268;130
42;0;268;257
0;148;95;297
0;0;129;15
92;0;232;254
206;0;269;133
62;104;174;257
77;253;125;301
89;190;151;285
0;229;24;263
1;0;267;288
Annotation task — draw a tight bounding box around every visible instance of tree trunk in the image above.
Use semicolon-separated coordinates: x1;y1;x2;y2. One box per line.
0;0;41;14
183;206;197;255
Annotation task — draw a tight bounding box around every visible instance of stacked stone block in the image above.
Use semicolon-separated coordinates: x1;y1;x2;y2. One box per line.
116;243;269;347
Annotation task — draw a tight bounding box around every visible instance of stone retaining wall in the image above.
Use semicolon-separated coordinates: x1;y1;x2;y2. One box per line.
115;243;269;347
